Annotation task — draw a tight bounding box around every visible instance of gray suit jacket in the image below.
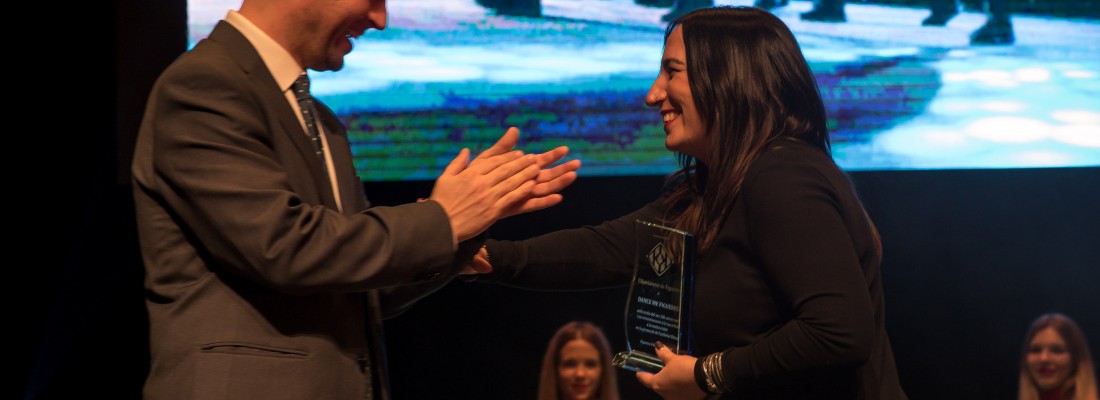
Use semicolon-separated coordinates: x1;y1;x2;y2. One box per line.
132;21;474;400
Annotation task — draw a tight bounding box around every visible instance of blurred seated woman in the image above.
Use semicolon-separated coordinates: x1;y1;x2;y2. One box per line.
1019;313;1098;400
538;321;621;400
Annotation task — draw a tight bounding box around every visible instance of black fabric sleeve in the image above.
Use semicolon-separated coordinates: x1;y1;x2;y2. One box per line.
723;152;876;384
694;358;710;392
473;200;668;291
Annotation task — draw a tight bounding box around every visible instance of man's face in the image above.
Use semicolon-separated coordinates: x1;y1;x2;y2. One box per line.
298;0;387;72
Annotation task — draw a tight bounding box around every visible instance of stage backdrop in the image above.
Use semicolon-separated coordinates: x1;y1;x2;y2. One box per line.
23;1;1099;400
186;0;1100;180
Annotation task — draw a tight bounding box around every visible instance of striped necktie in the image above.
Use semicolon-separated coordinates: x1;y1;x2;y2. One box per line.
291;73;328;175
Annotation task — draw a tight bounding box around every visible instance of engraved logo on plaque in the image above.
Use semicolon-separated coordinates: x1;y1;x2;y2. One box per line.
647;242;671;277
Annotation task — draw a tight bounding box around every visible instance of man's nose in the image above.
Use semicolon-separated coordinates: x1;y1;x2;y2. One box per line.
367;0;388;30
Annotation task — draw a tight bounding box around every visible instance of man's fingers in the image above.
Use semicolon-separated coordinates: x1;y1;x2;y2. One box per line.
442;148;471;177
463;151;527;180
477;154;539;190
473;127;520;161
433;131;581;239
531;172;577;198
539;159;581;181
494;163;541;197
494;180;538;212
533;145;570;167
504;194;564;217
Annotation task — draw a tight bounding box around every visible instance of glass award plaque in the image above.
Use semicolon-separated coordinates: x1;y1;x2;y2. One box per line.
611;219;697;373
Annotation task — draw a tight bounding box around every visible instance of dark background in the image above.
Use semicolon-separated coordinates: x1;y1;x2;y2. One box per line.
22;0;1098;399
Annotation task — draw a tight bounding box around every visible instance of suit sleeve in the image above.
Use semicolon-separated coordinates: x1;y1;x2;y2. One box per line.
378;234;487;318
134;54;456;296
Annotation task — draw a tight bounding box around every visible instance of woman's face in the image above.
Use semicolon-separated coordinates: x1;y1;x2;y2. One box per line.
646;25;709;164
556;338;602;400
1027;327;1074;393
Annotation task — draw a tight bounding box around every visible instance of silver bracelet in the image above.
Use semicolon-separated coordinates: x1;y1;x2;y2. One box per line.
701;352;724;394
704;353;730;393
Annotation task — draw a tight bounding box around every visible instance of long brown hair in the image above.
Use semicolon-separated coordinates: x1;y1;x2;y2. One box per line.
537;321;620;400
658;6;832;253
1018;313;1099;400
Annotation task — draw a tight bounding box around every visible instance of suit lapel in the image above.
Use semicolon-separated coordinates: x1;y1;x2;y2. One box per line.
277;98;339;208
209;22;338;208
316;102;370;214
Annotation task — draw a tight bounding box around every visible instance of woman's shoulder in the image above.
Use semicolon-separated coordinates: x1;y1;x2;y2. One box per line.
749;139;837;179
762;138;830;159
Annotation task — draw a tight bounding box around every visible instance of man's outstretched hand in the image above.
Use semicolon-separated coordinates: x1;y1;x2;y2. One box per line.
429;127;581;243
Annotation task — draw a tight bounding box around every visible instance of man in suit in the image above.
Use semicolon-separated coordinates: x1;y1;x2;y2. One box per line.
130;0;580;398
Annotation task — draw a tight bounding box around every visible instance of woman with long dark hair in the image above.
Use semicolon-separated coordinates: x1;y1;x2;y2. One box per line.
469;6;906;399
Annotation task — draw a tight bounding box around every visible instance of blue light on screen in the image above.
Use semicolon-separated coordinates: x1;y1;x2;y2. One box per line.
188;0;1100;181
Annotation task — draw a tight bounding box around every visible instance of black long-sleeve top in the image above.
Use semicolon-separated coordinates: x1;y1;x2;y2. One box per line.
479;141;907;399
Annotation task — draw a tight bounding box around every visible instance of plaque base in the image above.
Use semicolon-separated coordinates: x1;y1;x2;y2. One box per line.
612;349;665;373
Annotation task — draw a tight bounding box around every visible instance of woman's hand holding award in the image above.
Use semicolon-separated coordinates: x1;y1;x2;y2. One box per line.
611;220;697;373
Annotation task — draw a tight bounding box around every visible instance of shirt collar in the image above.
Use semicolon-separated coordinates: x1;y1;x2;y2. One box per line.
224;10;306;92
